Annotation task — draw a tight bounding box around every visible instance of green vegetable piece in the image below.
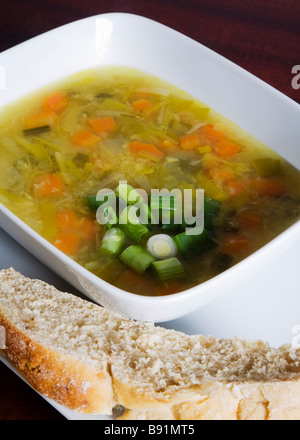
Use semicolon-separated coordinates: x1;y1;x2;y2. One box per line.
87;192;115;212
119;207;150;243
120;245;155;273
23;125;51;136
101;227;126;256
151;257;185;282
102;206;118;229
174;228;218;258
251;158;281;177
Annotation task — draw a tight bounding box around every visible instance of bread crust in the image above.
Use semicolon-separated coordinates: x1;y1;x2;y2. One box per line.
1;268;300;420
0;315;115;414
118;380;300;420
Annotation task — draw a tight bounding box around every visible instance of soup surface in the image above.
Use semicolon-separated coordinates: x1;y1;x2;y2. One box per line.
0;67;299;296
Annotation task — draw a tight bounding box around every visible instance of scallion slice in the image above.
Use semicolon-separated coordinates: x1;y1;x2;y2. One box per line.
174;228;218;258
101;227;126;256
101;206;118;229
146;234;177;259
120;245;155;273
87;192;115;211
116;182;153;225
119;207;149;242
151;257;185;282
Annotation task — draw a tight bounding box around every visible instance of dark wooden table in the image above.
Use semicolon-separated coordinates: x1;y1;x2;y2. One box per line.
0;0;299;420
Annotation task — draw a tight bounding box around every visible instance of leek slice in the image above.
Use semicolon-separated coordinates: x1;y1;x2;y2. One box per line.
151;257;185;282
118;207;150;243
120;245;155;273
101;227;126;256
174;228;218;258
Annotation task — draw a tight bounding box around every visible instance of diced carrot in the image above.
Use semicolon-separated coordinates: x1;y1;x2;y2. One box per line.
221;233;250;255
56;210;79;232
88;116;117;134
80;217;97;242
129;141;164;161
179;133;201;150
236;210;263;231
252;177;287;198
214;139;241;158
53;232;81;255
226;180;251;197
70;130;100;148
131;99;153;111
43;92;68;113
197;124;225;144
24;110;58;130
33;174;63;197
209;167;235;184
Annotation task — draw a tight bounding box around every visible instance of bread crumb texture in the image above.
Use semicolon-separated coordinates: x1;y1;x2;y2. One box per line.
1;268;300;419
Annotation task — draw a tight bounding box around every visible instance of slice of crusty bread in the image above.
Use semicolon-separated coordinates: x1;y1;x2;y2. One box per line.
1;267;300;419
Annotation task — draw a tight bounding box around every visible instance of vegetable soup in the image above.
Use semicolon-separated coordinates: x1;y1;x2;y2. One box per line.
0;67;299;296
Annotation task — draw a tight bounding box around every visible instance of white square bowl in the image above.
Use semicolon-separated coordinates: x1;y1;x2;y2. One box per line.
0;12;299;322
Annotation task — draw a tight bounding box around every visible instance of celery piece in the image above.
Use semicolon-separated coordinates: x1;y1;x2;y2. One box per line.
120;245;155;274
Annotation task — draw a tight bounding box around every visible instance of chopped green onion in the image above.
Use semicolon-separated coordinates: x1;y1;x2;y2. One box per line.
151;257;185;282
147;234;177;259
150;193;180;225
100;206;118;229
119;207;150;243
149;193;179;211
23;125;51;136
101;227;126;256
174;227;218;258
120;245;155;273
87;192;115;212
115;182;142;206
116;182;154;225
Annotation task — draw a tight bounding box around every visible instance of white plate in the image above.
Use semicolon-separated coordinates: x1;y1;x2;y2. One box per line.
0;13;300;323
1;210;300;420
0;13;300;419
